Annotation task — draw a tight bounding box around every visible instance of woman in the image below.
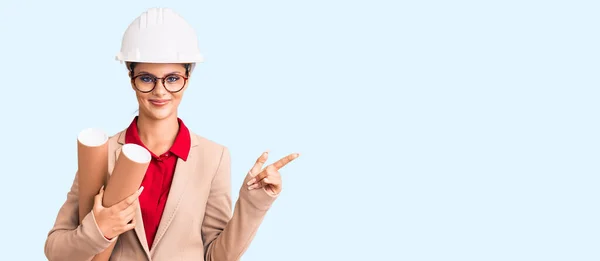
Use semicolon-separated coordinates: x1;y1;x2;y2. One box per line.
44;7;298;261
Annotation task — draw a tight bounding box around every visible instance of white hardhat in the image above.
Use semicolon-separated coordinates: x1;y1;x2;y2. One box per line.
116;8;204;65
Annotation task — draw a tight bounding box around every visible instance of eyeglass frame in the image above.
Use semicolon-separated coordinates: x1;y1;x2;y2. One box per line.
130;73;189;93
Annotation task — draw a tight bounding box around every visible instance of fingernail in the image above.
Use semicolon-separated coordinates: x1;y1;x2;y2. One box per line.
100;185;104;190
247;179;254;186
139;186;145;193
247;186;253;190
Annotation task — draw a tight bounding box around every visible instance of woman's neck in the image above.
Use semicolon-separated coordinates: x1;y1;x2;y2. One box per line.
136;114;179;154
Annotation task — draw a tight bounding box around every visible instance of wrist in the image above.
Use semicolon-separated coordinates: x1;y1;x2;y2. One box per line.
92;211;112;239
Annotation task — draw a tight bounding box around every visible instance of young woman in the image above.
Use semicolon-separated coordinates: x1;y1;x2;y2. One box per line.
44;8;298;261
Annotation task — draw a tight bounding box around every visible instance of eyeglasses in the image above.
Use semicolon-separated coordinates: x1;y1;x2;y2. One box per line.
131;73;188;93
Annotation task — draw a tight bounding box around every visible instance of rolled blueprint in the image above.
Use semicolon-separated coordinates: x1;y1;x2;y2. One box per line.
77;128;109;224
103;143;151;207
94;143;151;261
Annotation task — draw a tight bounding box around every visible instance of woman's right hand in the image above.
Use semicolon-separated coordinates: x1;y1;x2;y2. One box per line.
92;186;144;239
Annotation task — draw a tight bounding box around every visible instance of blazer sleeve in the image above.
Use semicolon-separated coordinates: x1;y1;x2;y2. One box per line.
202;146;278;261
44;171;116;261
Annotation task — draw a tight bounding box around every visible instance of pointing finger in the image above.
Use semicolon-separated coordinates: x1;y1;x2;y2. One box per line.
249;151;269;176
271;153;300;170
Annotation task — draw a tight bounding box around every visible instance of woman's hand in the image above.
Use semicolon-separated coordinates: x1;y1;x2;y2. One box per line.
92;186;143;239
246;151;300;195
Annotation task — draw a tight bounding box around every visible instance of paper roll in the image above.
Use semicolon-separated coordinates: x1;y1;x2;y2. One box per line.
77;128;109;224
103;143;151;207
92;143;151;261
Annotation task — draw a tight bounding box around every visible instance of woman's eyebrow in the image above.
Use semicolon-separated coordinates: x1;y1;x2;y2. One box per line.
136;71;183;76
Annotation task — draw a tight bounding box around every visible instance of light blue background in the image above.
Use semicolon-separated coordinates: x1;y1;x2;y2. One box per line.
0;0;598;260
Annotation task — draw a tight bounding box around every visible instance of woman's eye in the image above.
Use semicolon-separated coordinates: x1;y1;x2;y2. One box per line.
166;76;180;83
140;76;154;83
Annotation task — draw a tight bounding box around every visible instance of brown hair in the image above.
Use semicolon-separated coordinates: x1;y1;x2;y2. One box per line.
127;62;192;77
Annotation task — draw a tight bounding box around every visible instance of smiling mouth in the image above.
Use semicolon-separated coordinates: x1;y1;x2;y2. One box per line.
149;99;170;106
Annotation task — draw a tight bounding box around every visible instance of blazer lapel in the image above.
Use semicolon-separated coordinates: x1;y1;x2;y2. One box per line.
150;134;200;254
115;132;152;259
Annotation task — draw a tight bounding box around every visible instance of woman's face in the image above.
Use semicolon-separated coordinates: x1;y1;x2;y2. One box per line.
130;63;189;121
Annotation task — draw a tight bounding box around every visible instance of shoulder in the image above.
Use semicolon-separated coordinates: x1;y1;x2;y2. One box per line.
104;129;126;155
108;130;124;144
189;130;232;177
189;130;230;157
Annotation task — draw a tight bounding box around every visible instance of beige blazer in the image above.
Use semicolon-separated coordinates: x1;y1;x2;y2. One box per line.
44;129;278;261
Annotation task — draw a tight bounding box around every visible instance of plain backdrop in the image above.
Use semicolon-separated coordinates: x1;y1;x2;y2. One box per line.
0;0;599;260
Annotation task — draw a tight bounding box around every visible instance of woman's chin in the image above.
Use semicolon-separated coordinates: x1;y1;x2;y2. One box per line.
142;107;174;120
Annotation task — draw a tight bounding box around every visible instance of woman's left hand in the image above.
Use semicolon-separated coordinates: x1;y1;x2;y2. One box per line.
246;151;300;196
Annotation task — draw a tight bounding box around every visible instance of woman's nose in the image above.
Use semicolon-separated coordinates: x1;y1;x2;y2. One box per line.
152;80;168;95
